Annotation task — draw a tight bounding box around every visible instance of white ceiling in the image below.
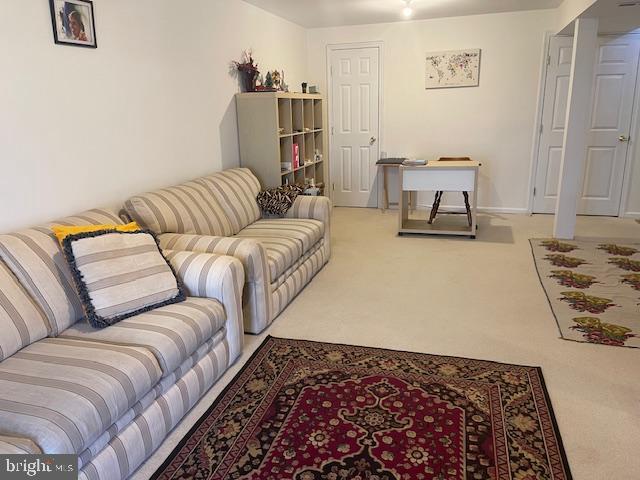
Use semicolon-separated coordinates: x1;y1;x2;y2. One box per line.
559;0;640;34
242;0;564;28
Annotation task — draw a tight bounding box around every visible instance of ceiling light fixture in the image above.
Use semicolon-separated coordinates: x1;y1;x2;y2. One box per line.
402;0;413;18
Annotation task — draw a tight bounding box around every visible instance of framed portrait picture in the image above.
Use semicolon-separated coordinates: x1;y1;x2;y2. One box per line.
49;0;97;48
425;49;481;89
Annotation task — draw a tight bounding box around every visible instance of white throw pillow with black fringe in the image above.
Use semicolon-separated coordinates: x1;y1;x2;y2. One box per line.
61;229;185;328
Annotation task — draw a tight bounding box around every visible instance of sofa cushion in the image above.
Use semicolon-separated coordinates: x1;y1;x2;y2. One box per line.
0;208;125;336
52;208;125;227
0;337;162;454
235;219;324;279
59;297;225;376
124;181;234;237
197;168;262;234
270;240;325;290
0;262;50;361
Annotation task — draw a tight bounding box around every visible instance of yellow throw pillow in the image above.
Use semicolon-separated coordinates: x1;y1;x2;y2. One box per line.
51;222;140;244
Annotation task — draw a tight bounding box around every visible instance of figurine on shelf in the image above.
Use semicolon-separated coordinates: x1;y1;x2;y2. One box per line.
255;71;277;92
281;70;289;92
264;71;274;89
272;70;282;91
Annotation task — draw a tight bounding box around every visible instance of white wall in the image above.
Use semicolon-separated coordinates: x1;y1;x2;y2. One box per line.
0;0;306;232
3;1;636;228
307;10;556;212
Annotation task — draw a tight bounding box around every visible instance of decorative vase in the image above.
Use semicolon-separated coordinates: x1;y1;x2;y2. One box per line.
240;69;259;92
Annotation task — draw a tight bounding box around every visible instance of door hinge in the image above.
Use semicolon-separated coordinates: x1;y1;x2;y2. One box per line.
533;187;537;197
332;183;335;191
539;123;544;135
331;126;334;135
547;55;551;66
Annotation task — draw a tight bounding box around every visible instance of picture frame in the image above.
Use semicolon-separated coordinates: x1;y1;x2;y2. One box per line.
49;0;97;48
425;49;481;89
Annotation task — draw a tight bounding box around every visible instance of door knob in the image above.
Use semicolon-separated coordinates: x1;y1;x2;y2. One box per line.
370;136;377;145
619;135;630;142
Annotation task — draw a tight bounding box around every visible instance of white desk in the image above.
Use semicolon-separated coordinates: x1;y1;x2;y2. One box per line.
398;160;480;238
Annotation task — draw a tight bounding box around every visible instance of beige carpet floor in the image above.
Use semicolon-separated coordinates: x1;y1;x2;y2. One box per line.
132;208;640;480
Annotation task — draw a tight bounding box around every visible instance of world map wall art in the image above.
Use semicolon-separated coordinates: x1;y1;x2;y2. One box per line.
425;49;481;89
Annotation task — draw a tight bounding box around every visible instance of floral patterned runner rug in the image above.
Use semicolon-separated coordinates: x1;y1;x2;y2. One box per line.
152;336;572;480
530;238;640;348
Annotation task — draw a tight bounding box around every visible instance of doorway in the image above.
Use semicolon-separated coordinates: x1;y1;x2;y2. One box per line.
533;34;640;215
328;44;382;207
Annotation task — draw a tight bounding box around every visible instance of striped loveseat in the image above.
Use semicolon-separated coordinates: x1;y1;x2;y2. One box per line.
0;208;245;480
124;168;331;334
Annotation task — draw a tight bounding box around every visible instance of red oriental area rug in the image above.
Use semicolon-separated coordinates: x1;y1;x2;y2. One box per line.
152;337;572;480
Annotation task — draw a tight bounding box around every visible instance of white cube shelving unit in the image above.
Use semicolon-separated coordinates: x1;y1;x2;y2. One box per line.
236;92;327;191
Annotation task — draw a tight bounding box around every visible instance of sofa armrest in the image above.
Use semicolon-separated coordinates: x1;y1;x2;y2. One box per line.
160;234;270;284
285;195;331;223
286;196;331;258
0;435;42;454
160;234;273;334
163;249;244;362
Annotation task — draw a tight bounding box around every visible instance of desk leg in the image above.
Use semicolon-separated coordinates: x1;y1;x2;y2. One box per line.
382;166;389;212
398;168;409;232
463;191;472;227
428;191;442;224
471;171;478;238
403;191;410;221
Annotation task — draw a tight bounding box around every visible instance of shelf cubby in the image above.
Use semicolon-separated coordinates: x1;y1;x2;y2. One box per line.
303;132;315;166
314;130;324;158
278;98;292;135
303;99;314;132
282;171;294;185
315;161;324;184
313;99;323;130
294;166;305;185
280;136;292;172
292;99;304;134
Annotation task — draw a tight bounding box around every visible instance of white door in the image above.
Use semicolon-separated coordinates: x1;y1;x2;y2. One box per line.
533;36;574;214
533;35;640;215
330;46;380;207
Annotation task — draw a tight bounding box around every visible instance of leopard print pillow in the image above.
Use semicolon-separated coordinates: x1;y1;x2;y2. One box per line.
257;185;305;216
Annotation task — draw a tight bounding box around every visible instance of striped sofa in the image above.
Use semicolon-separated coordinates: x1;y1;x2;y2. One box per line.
124;168;331;334
0;208;245;480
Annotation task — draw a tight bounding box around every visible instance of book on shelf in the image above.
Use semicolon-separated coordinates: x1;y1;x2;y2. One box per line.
293;143;300;169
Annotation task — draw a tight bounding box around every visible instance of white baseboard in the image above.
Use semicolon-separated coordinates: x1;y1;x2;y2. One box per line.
415;204;529;215
388;203;639;218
